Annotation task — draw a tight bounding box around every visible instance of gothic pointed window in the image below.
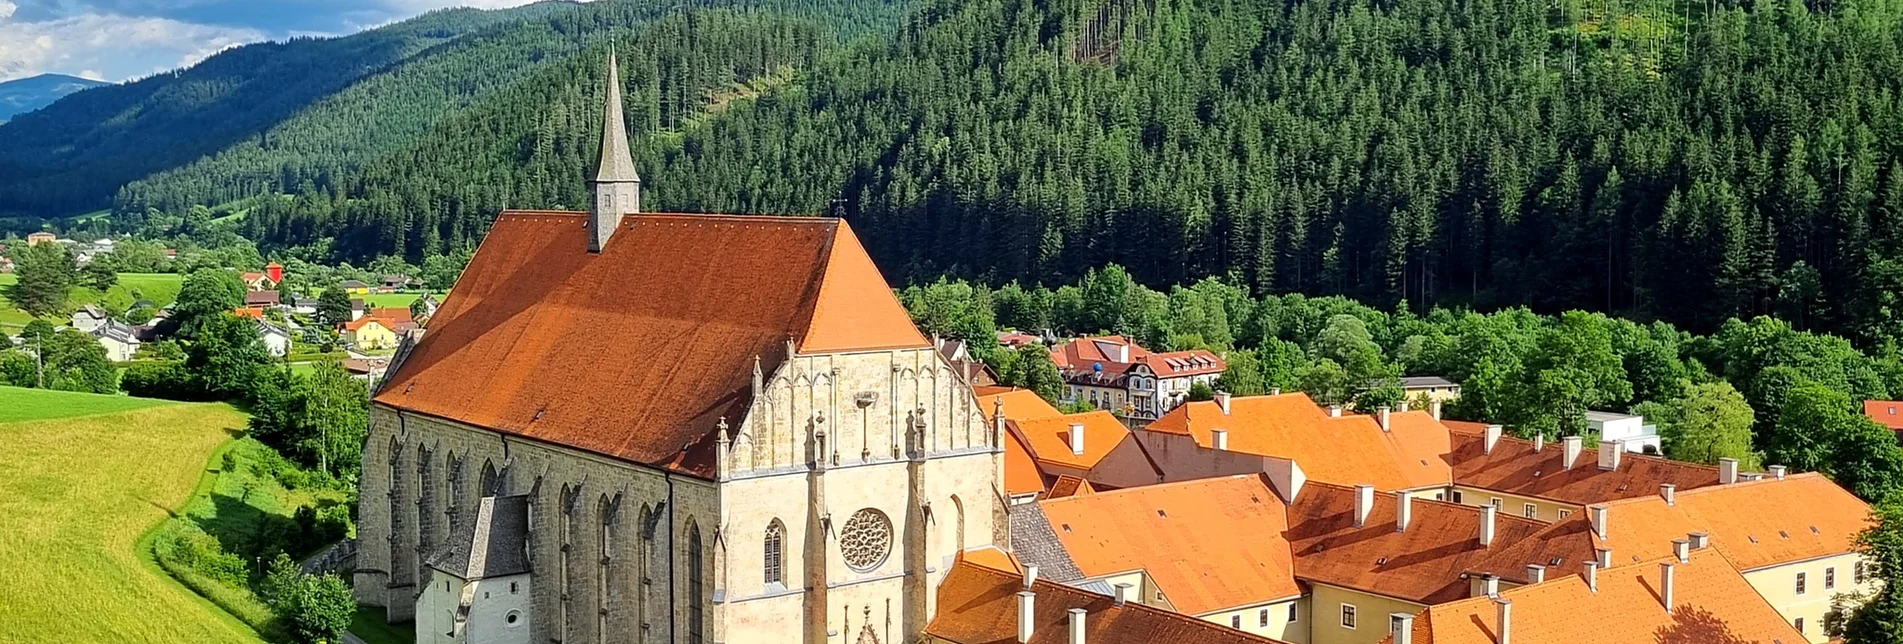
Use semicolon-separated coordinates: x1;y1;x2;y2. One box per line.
687;525;705;644
599;496;614;644
764;521;785;586
480;460;498;496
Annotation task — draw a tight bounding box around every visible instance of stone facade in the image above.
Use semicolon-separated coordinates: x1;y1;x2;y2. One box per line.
358;345;1004;644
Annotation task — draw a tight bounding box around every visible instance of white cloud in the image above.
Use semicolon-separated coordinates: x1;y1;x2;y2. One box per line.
0;12;262;81
0;1;16;20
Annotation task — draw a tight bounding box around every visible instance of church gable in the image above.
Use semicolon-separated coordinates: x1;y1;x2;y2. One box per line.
376;212;926;478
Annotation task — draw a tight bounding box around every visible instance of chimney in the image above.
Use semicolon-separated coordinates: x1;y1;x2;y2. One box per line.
1589;505;1609;540
1068;424;1085;456
1484;425;1503;454
1659;562;1676;614
1584;561;1598;593
1024;564;1039;590
588;49;642;253
1525;564;1545;584
1068;608;1086;644
1563;436;1583;469
1689;532;1709;549
1481;574;1500;597
1355;485;1376;527
1378;406;1392;431
1533;432;1544;453
1429;399;1443;421
1395;492;1413;532
1659;483;1675;506
1494;598;1512;644
1479;504;1497;546
1719;457;1739;484
1212;429;1229;451
1769;465;1788;480
1390;613;1415;644
1672;539;1690;563
1270;387;1281;396
1328;405;1343;418
1112;583;1133;606
1596;547;1613;568
1017;591;1036;643
1215;392;1232;415
1397;400;1409;412
1597;439;1624;471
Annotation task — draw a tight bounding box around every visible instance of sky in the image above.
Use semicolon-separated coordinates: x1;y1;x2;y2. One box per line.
0;0;552;83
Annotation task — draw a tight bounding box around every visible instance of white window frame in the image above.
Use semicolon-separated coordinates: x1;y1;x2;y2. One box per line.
1522;503;1538;519
1259;608;1269;627
1796;572;1807;595
1826;567;1836;590
1341;603;1357;629
1490;497;1503;508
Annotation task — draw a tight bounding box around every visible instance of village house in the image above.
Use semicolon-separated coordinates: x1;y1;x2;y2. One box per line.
69;305;110;334
1050;335;1225;421
25;232;56;246
257;320;291;357
1585;410;1661;453
245;290;281;308
339;279;373;295
1395;376;1459;403
342;316;400;350
90;321;141;362
934;337;997;387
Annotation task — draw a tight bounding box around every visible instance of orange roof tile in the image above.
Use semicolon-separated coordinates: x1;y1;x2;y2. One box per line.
1399;550;1806;644
1867;400;1903;430
1004;430;1047;497
342;316;388;331
374;212;930;478
957;545;1023;574
370;307;414;323
1288;481;1548;604
1012;411;1135;470
929;561;1291;644
795;219;930;353
229;307;266;319
1484;473;1871;580
1038;475;1301;614
1147;393;1449;491
979;387;1065;422
1047;475;1095;498
1447;427;1722;506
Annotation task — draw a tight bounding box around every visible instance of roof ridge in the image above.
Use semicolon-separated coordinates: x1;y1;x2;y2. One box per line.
957;564;1289;643
1039;472;1266;503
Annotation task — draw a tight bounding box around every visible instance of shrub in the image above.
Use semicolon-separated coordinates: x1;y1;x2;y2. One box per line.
120;361;211;401
153;524;248;587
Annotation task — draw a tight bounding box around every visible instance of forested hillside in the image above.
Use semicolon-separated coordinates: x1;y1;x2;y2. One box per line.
179;0;1903;346
0;3;566;215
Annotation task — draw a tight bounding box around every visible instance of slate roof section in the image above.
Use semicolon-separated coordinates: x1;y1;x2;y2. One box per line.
373;212;928;478
1398;375;1457;388
928;561;1292;644
1446;426;1721;506
429;495;531;580
1008;504;1086;583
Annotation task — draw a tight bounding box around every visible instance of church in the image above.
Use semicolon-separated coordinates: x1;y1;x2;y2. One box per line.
354;51;1005;644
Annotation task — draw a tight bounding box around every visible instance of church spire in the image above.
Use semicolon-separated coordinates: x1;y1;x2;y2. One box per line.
588;46;641;252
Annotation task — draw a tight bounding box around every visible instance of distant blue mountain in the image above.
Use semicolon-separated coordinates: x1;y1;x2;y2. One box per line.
0;74;109;124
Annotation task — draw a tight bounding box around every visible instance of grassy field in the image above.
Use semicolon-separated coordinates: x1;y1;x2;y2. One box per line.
0;272;185;331
0;386;169;422
0;386;265;643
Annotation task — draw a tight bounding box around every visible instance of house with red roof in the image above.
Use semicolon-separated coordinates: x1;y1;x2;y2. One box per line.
1051;335;1225;421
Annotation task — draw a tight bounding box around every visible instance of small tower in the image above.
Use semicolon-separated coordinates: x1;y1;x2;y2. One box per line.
589;48;641;253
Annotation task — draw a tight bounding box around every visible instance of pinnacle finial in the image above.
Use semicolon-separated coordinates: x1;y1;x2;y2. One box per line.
593;47;640;185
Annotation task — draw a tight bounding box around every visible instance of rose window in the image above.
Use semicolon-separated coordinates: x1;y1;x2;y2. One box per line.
839;508;893;571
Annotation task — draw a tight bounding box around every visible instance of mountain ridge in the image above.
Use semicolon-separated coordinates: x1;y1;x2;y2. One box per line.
0;73;109;124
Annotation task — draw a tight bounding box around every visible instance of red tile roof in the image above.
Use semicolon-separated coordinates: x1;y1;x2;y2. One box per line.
1047;475;1095;499
1038;475;1301;615
373;212;929;478
928;560;1292;644
1395;549;1806;644
1867;400;1903;430
1447;427;1722;506
1147;393;1450;491
1288;481;1548;604
1484;473;1871;576
1050;335;1226;384
1010;411;1135;470
1004;430;1047;497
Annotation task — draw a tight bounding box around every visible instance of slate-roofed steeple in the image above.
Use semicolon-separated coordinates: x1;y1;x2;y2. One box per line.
589;47;641;252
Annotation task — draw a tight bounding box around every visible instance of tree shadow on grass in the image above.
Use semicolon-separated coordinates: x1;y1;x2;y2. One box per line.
200;492;298;564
